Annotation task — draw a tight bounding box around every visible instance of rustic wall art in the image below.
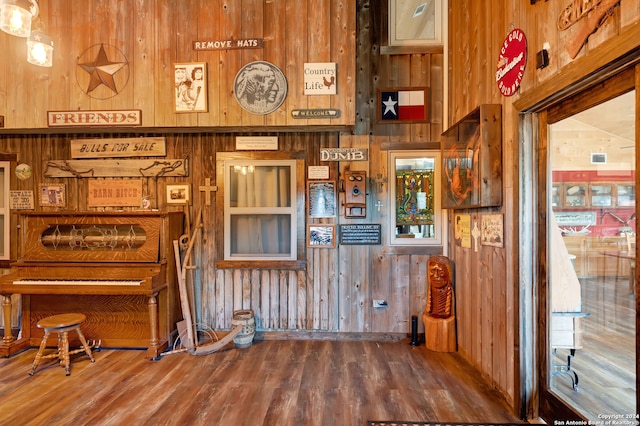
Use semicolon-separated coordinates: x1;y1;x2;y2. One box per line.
307;224;336;248
174;62;208;113
39;184;65;207
233;61;287;115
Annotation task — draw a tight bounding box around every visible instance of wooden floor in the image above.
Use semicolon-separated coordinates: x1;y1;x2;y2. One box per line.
0;338;524;426
552;276;637;420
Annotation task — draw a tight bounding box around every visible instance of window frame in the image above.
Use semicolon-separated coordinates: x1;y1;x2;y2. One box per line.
215;151;306;269
388;150;445;246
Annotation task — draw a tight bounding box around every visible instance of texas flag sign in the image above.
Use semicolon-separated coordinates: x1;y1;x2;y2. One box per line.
378;87;428;123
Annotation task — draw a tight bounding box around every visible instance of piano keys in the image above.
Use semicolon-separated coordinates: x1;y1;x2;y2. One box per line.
0;211;184;359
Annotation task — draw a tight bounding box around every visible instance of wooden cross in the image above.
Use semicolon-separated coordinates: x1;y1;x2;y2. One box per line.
199;178;217;206
471;222;481;252
375;200;383;211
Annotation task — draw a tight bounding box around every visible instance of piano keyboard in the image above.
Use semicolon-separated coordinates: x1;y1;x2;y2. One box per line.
13;279;142;286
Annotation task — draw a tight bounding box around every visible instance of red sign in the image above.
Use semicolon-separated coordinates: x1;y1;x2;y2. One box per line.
496;28;527;97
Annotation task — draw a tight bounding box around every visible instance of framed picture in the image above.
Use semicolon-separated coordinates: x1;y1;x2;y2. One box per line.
307;224;336;248
39;184;65;207
307;181;336;218
388;0;444;46
481;214;504;248
166;184;190;204
174;62;208;113
442;104;502;209
378;87;429;123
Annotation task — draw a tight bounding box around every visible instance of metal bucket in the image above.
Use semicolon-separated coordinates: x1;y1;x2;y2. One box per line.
232;309;255;349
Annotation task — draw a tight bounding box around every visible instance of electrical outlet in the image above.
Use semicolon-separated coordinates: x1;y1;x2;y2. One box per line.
373;299;387;308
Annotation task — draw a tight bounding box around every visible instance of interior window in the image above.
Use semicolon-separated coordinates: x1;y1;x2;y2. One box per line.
389;150;444;246
224;159;297;260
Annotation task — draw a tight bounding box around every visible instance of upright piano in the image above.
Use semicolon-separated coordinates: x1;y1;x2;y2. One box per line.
0;211;184;359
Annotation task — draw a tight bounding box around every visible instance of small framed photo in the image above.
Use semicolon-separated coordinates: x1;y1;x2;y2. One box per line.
166;184;190;204
307;224;336;248
174;62;208;113
307;180;336;218
39;184;66;207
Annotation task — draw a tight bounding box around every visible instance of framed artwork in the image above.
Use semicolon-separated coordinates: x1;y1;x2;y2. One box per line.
39;184;65;207
233;61;288;115
378;87;429;123
166;184;190;204
307;181;336;218
174;62;208;113
442;104;502;209
388;0;444;46
307;224;336;248
481;214;504;248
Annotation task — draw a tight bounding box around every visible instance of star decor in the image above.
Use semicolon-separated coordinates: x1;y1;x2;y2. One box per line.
382;96;398;117
76;44;129;99
78;44;126;93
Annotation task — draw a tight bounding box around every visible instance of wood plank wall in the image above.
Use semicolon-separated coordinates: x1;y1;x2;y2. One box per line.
2;0;639;416
0;0;355;129
447;0;640;411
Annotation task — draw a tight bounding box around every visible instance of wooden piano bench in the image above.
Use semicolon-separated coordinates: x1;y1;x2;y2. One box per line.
29;313;95;377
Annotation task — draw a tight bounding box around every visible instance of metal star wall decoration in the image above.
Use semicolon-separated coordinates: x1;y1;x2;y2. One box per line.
76;44;129;99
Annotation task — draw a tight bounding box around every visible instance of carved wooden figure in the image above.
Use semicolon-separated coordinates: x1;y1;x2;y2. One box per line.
422;255;457;352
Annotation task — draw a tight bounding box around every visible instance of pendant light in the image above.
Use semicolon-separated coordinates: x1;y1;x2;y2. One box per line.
0;0;38;38
27;28;53;67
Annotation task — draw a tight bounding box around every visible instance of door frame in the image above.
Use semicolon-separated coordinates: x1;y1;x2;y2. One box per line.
536;67;638;421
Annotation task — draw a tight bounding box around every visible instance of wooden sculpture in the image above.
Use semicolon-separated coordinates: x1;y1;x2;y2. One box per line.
422;255;457;352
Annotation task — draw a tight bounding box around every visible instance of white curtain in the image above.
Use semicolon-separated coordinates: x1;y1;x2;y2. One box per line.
233;166;290;255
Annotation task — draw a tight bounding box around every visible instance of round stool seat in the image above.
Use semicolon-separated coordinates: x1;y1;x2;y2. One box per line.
30;313;94;376
37;313;86;330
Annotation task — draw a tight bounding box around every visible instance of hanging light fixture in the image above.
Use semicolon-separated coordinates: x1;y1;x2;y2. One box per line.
27;29;52;67
0;0;39;38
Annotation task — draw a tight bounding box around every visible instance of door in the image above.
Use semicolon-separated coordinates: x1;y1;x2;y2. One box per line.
538;73;638;421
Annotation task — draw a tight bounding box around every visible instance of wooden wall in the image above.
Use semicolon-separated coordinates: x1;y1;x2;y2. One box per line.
0;0;355;129
1;0;638;416
447;0;640;411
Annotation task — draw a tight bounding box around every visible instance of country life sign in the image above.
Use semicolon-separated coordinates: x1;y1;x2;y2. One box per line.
303;63;337;95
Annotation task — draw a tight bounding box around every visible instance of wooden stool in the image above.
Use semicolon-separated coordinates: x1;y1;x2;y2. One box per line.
30;313;95;376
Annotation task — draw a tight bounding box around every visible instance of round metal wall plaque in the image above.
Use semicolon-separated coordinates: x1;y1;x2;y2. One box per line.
234;61;287;115
15;163;32;180
495;28;527;97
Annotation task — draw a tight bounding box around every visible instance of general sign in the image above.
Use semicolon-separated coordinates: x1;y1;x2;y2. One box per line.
70;137;166;158
47;110;142;127
88;179;143;207
320;148;368;162
495;28;527;97
193;38;263;50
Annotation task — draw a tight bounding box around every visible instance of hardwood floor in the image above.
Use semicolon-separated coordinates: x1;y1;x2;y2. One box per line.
551;276;637;420
0;339;524;426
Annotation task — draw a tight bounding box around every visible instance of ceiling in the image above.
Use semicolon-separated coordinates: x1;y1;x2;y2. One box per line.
550;90;636;170
572;91;635;143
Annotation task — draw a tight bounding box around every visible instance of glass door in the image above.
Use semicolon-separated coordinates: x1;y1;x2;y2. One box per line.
546;91;637;421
